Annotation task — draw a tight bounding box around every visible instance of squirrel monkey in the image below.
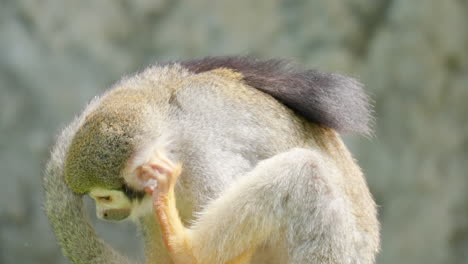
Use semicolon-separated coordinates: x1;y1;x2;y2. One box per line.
43;56;379;264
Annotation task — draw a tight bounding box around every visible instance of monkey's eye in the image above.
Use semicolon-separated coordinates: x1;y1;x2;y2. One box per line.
97;196;112;202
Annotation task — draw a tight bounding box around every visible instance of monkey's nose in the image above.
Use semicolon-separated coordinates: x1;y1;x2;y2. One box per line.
102;208;131;221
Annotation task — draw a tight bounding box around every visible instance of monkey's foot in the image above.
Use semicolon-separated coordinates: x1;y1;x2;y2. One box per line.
137;153;195;264
137;151;182;195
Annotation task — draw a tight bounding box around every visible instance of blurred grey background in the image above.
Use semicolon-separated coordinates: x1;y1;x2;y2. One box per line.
1;0;467;263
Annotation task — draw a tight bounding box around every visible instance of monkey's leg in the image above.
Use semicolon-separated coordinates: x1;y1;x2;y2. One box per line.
142;148;368;264
138;153;196;264
185;148;367;264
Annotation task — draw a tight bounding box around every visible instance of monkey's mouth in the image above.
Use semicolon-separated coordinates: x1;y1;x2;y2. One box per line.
100;208;131;221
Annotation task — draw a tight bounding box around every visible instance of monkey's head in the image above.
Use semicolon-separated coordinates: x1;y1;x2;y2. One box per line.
63;89;161;222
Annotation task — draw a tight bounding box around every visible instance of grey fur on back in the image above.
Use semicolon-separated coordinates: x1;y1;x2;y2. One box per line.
178;56;373;135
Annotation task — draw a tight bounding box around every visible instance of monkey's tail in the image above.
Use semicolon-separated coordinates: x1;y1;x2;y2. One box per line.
181;56;373;135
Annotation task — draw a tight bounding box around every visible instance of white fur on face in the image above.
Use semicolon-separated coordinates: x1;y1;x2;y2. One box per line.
89;187;152;221
88;137;173;223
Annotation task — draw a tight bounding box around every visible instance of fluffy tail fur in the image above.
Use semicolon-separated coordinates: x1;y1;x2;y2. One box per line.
180;56;373;135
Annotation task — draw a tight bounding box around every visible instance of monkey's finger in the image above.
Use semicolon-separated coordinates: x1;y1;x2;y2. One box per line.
140;164;171;186
144;186;155;194
149;163;172;176
143;177;158;190
154;172;171;194
154;150;180;169
138;166;154;180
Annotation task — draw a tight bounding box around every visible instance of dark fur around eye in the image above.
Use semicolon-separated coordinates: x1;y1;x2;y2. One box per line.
121;184;146;201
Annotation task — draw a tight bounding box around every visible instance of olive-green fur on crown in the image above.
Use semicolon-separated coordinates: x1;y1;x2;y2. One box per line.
64;91;151;194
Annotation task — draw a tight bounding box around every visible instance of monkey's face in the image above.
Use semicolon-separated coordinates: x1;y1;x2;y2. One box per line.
89;187;151;222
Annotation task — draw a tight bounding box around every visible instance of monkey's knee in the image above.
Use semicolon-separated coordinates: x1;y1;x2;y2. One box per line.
265;149;374;263
259;148;341;195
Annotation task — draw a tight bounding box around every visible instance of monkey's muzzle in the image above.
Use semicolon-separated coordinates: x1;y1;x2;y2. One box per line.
101;208;131;221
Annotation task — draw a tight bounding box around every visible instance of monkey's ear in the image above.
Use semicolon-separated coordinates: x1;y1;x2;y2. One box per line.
179;56;373;136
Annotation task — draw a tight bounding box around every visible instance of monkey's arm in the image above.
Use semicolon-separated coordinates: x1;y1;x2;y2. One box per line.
141;148;365;264
139;157;197;263
139;154;255;264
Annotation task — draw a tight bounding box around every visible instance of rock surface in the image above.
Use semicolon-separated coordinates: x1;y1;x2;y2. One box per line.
1;0;467;263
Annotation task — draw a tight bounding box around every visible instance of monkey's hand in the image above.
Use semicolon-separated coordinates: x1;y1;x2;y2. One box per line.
138;151;181;195
137;152;197;264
